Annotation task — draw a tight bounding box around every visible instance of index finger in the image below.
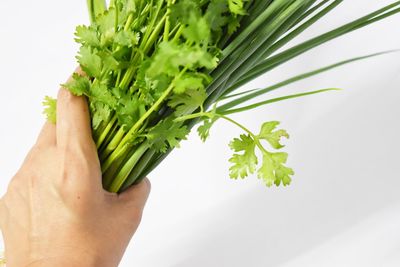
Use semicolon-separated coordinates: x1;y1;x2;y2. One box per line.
56;70;94;152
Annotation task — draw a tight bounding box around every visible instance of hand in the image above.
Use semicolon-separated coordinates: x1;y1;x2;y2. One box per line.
0;76;151;267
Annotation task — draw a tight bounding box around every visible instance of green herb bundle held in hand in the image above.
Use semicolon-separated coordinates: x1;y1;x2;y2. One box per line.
44;0;400;193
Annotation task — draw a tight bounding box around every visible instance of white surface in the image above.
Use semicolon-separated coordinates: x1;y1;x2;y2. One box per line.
1;1;400;266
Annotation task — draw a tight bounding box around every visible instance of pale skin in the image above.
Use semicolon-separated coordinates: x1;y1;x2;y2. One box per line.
0;75;151;267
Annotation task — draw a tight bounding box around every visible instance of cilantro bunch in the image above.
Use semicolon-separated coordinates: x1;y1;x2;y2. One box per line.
44;0;400;192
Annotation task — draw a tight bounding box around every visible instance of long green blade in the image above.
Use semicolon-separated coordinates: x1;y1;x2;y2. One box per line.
217;51;396;111
220;88;340;115
206;0;313;103
225;2;400;94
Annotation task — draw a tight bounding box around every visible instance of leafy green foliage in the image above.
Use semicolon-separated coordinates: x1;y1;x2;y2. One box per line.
259;121;289;149
258;152;294;187
146;41;218;78
229;134;258;179
227;121;294;187
43;96;57;124
168;88;207;117
62;73;91;96
146;118;190;153
42;0;400;192
77;46;103;79
197;119;215;142
75;25;101;47
228;0;247;15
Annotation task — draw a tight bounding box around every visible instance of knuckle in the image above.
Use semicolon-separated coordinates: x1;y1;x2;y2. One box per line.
56;146;98;186
57;88;72;101
7;175;25;192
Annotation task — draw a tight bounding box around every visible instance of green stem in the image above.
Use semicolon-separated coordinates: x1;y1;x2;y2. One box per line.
108;142;150;192
102;68;188;174
124;14;134;31
172;25;185;42
163;0;172;41
120;148;156;191
100;127;126;161
218;115;268;154
176;111;268;154
96;115;117;149
174;112;212;122
87;0;107;24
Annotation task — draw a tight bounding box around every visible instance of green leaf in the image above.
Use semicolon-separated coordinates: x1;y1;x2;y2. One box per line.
114;31;140;47
146;118;190;153
205;0;229;32
170;0;201;25
173;73;205;94
182;13;211;44
229;134;258;179
197;119;216;142
61;73;91;96
116;95;144;129
90;82;118;107
258;121;289;149
90;101;111;130
168;88;207;116
42;96;57;123
147;41;218;78
77;46;102;79
97;7;116;35
75;25;101;47
228;0;247;15
98;51;120;72
258;152;294;187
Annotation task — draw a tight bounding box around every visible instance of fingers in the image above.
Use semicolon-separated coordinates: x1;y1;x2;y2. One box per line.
118;178;151;212
36;122;56;147
56;74;94;151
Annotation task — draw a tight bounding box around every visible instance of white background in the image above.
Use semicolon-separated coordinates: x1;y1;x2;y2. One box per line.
1;1;400;266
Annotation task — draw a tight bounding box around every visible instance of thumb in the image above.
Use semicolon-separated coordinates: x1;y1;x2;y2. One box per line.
118;178;151;214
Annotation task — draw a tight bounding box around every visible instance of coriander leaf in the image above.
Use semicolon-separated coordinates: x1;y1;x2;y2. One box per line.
97;8;116;36
170;0;201;25
61;73;91;96
114;31;140;47
258;152;294;187
119;0;137;21
75;25;101;47
197;118;216;142
168;88;207;116
227;16;241;35
77;46;102;79
182;13;211;44
116;95;144;129
147;42;218;78
229;134;258;179
258;121;289;149
42;96;57;123
228;0;247;15
173;73;205;94
90;101;111;130
90;82;118;107
205;0;229;32
98;51;120;72
146;118;190;153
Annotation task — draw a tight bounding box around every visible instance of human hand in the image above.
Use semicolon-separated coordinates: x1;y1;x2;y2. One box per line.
0;75;151;267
